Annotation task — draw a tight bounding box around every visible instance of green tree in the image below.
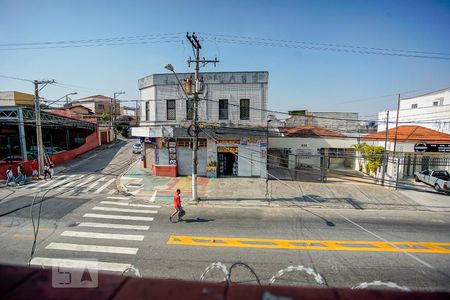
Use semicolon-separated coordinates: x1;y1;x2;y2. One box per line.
100;112;110;123
354;143;384;175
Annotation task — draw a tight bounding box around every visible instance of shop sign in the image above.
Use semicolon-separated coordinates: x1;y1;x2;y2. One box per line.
217;139;240;145
241;138;258;145
414;142;450;153
168;138;177;165
217;146;238;153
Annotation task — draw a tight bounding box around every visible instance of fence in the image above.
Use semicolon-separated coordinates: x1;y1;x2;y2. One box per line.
0;131;99;180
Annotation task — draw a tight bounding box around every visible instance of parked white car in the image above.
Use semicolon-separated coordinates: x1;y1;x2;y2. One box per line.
414;169;450;193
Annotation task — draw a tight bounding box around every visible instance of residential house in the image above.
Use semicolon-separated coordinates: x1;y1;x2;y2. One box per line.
378;88;450;134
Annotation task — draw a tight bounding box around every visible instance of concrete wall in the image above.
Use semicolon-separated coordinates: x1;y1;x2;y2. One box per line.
269;137;357;169
269;137;357;151
284;112;360;132
378;89;450;133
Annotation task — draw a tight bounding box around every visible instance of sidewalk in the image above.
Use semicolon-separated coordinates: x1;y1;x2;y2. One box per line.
118;160;437;211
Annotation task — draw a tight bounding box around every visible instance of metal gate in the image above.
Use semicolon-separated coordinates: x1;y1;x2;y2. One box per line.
177;147;207;176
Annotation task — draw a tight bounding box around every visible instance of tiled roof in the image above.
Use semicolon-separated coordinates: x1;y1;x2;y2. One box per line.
362;125;450;143
282;126;347;138
75;95;112;101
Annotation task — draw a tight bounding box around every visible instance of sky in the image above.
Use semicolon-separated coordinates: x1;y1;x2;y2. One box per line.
0;0;449;120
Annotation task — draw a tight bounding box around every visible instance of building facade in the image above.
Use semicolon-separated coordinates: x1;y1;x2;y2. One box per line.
71;95;121;120
132;71;269;178
378;88;450;134
272;110;376;136
0;91;35;107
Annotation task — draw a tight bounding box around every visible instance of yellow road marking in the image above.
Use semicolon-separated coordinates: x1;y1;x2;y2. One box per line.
167;235;450;254
0;225;11;230
173;177;192;192
14;234;48;239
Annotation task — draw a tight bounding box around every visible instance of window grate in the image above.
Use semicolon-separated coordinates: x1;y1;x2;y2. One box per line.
167;100;176;120
240;99;250;120
219;99;228;120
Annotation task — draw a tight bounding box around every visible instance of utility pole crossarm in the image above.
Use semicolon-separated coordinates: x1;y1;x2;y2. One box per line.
185;32;219;201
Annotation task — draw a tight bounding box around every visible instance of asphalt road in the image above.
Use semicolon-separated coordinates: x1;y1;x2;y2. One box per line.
0;140;449;291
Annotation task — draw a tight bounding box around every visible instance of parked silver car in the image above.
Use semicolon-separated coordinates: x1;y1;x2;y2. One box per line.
132;143;142;154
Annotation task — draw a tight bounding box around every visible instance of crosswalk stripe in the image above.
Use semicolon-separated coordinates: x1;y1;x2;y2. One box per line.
74;175;96;189
32;175;68;189
61;230;144;241
30;257;134;273
92;206;158;214
83;213;154;221
78;222;150;231
107;189;116;195
107;196;130;200
94;178;116;194
49;175;76;189
100;201;160;208
46;242;138;254
55;175;84;190
85;177;107;192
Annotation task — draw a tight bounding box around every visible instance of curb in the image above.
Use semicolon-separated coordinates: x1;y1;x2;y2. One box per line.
115;159;140;194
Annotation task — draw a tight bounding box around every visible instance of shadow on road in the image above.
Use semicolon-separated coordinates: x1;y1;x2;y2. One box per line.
183;217;214;223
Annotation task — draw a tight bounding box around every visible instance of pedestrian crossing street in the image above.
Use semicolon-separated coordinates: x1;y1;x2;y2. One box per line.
17;174;118;195
30;196;160;275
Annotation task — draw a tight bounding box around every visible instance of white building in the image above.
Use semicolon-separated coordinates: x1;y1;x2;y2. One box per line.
378;88;450;134
138;71;268;127
132;71;269;178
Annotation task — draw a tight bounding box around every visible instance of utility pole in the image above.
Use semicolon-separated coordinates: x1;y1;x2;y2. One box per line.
392;94;400;190
186;32;219;201
113;92;125;140
34;79;56;176
381;110;389;186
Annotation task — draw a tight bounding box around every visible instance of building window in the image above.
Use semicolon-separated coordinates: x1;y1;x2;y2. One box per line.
411;104;418;109
186;100;193;120
240;99;250;120
97;104;105;110
219;99;228;120
167;100;176;120
177;138;191;147
145;101;150;121
433;101;439;107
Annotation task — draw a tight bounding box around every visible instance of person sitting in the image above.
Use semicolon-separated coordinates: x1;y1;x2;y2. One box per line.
5;167;15;186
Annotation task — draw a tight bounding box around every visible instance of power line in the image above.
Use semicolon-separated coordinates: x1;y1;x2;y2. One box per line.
200;35;450;61
0;74;34;82
2;96;449;125
199;33;450;57
0;32;183;47
0;35;184;51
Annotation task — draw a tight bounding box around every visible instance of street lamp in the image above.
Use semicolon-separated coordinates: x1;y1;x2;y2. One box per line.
44;92;78;108
164;64;190;99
